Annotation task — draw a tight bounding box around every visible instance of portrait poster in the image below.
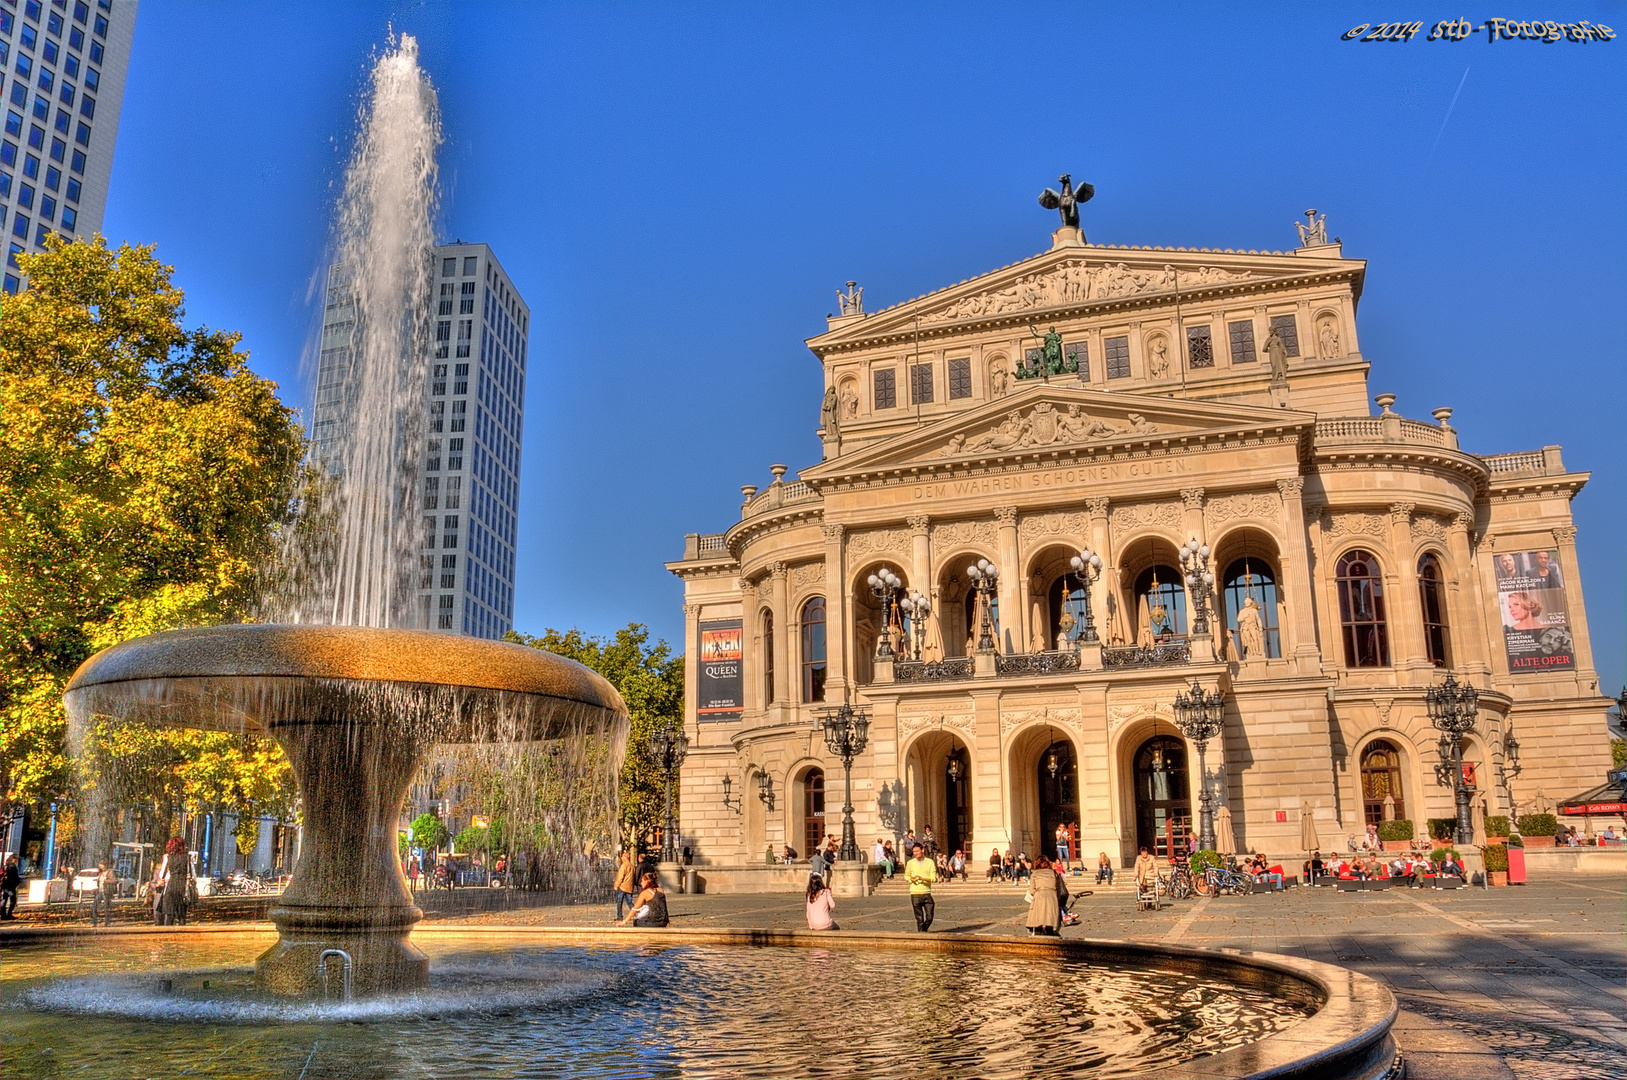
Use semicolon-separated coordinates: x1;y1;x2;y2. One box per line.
1494;549;1574;673
697;619;744;721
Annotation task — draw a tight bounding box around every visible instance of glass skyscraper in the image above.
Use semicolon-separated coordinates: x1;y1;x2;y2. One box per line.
1;0;134;293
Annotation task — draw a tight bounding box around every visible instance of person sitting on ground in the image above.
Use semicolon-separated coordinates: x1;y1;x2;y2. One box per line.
934;851;951;881
948;849;967;882
781;844;798;864
871;837;888;874
1025;855;1066;937
1096;852;1114;886
805;873;838;930
882;840;898;876
619;870;669;928
987;847;1003;882
1002;849;1017;881
1013;853;1033;884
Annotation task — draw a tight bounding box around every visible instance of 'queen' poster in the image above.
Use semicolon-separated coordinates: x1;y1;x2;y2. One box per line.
1494;550;1574;673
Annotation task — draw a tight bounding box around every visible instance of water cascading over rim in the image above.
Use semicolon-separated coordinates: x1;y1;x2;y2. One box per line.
64;624;628;996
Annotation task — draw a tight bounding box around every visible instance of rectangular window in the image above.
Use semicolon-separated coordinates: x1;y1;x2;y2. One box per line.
70;149;83;173
453;379;466;394
459;279;474;313
910;361;933;405
27;124;43;149
5;273;20;294
78;94;92;119
37;71;52;95
20;30;35;56
426;457;441;471
454;363;469;376
43;40;57;64
1269;314;1300;357
83;66;96;92
49;137;62;162
4;112;19;138
23;154;37;178
53;110;68;134
70;28;83;50
17;56;32;81
74;1;88;23
65;176;78;201
437;282;452;315
1;143;15;167
462;255;476;275
59;82;73;106
33;96;48;121
34;221;49;245
457;319;472;339
90;42;102;64
73;122;87;146
0;172;10;197
1186;325;1214;368
8;243;22;269
10;85;24;107
1065;341;1089;382
441;256;455;277
873;367;896;409
64;55;77;78
431;380;445;396
1227;320;1256;363
435;320;450;342
39;194;52;220
59;205;73;230
1024;346;1042;375
93;14;106;38
1104;335;1131;379
47;11;62;35
948;356;972;399
43;165;57;190
441;554;457;569
15;184;29;208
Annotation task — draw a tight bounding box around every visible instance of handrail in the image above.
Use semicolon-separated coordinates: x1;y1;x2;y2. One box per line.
318;948;353;1001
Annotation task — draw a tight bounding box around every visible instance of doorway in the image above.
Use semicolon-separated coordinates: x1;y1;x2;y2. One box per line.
1133;735;1191;858
802;769;825;856
1036;738;1078;861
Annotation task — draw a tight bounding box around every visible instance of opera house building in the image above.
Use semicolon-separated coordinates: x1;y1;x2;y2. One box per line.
665;209;1615;883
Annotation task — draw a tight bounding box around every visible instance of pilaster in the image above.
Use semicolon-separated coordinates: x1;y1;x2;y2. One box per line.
822;525;848;701
995;506;1020;652
740;579;762;713
769;562;790;707
683;602;701;736
1388;502;1428;673
1444;513;1491;679
907;514;931;609
1276;478;1322;674
1550;525;1597;685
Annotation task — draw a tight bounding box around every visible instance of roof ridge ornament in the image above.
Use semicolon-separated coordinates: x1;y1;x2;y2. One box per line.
1040;174;1094;246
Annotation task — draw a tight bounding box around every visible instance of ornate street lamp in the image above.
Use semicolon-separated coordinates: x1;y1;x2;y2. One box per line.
867;567;903;660
899;589;932;661
757;770;776;812
1178;539;1215;637
721;774;742;814
1426;671;1479;846
1172;676;1227;852
1068;548;1103;644
817;703;871;861
648;717;690;863
947;755;963;784
966;558;1000;653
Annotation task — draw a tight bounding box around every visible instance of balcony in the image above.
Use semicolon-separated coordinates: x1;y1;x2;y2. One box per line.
995;651;1082;677
1102;641;1192;668
892;657;976;684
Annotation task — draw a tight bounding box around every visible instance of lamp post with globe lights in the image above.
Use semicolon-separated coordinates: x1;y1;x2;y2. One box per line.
1067;548;1103;644
966;558;1000;652
649;717;690;863
1426;672;1479;846
867;567;903;660
899;590;932;661
1178;539;1215;637
1172;676;1227;853
817;703;871;861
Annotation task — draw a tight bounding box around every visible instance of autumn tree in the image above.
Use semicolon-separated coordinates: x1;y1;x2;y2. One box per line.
506;624;683;853
0;238;305;830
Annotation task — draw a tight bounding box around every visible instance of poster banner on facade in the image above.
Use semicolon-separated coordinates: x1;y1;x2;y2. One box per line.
1495;549;1574;673
697;619;743;721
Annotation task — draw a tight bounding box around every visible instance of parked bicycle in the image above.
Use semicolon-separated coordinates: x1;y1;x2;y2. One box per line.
1193;864;1255;896
1162;863;1193;900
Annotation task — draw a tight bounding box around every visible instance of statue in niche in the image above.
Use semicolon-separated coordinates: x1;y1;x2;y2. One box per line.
1237;596;1266;660
1262;326;1290;386
1318;320;1340;359
839;382;859;420
990;364;1011;398
1038;173;1095;229
820;386;841;442
1294;209;1328;247
1147;337;1170;379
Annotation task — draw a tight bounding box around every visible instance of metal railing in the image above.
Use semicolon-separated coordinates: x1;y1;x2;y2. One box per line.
1102;641;1192;668
893;657;976;683
996;651;1083;677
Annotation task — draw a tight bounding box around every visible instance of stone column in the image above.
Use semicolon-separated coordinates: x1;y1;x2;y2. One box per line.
1276;478;1321;672
822;525;848;701
1550;525;1597;684
907;515;931;605
1084;497;1110;662
1179;488;1211;660
1445;513;1490;679
739;580;762;714
995;506;1020;653
769;562;790;706
683;602;701;733
1387;502;1427;672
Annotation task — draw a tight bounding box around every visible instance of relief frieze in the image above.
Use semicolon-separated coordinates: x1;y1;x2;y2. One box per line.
922;261;1256;325
845;528;910;561
941;403;1158;458
910;456;1190;503
1207;492;1280;525
1018;512;1092;545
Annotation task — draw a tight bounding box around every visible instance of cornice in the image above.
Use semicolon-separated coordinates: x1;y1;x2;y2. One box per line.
725;505;825;562
1484;470;1588;503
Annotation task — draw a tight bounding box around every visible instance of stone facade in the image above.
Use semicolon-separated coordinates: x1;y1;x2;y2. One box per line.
667;224;1613;877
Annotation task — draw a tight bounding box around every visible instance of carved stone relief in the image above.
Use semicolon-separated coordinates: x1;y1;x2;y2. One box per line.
1109;501;1183;532
923;262;1255;325
1107;702;1170;735
1408;513;1447;543
846;528;910;562
791;563;826;591
898;711;977;743
1323;512;1387;539
1208;492;1280;525
1018;512;1092;546
942;403;1158;457
1000;706;1083;735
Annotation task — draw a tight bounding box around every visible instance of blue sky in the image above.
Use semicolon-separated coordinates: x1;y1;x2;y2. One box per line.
103;3;1624;698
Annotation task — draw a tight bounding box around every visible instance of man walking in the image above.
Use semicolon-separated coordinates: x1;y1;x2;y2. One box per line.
91;860;117;926
905;841;937;932
1;854;19;919
612;848;637;922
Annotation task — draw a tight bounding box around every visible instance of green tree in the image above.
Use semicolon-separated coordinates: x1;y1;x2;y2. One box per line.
0;237;304;822
410;812;449;852
507;624;683;853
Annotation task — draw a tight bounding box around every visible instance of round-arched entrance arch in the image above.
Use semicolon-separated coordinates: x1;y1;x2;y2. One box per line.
800;768;825;857
1133;735;1191;858
1036;737;1079;862
1359;740;1405;826
904;732;974;856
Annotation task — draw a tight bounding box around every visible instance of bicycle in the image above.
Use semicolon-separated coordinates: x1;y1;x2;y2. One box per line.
1162;863;1193;900
1193;865;1255;896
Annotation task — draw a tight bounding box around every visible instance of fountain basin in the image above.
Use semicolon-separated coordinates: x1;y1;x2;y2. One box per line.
64;625;629;996
0;925;1398;1079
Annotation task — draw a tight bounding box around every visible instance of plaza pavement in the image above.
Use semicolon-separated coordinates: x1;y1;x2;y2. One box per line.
451;873;1626;1080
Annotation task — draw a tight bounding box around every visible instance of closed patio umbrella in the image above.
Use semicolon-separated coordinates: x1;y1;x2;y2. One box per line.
1300;800;1319;854
1214;804;1237;856
1471;798;1487;847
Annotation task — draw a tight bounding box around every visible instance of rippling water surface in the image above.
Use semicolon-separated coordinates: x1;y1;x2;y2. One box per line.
1;934;1316;1079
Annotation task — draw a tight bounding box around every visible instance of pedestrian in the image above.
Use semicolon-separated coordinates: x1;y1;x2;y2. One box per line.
619;870;670;927
808;846;829;881
1095;852;1114;885
904;841;937;932
1134;846;1157;889
612;848;638;922
91;860;116;926
154;838;194;927
1026;855;1065;936
805;873;838;930
0;854;19;919
1055;822;1071;872
923;825;937;857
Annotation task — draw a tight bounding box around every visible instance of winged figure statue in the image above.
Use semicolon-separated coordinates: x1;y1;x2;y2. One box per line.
1038;174;1094;229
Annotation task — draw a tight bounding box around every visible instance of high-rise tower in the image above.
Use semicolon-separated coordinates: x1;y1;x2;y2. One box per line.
1;0;136;293
312;242;527;640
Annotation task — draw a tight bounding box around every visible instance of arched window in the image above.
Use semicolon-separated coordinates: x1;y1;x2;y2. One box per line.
1134;565;1187;641
1047;574;1089;647
1359;740;1405;825
1417;553;1451;668
1223;558;1280;659
1336;550;1389;667
761;609;776;704
800;596;827;703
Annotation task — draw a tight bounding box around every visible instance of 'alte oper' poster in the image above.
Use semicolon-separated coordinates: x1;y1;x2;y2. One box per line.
1495;550;1574;673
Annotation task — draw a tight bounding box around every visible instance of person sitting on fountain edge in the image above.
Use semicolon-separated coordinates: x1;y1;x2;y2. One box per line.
620;870;669;928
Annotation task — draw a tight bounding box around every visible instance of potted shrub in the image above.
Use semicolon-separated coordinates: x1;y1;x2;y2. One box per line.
1427;818;1456;842
1485;816;1511;845
1377;819;1414;851
1518;813;1558;847
1483;842;1509;886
